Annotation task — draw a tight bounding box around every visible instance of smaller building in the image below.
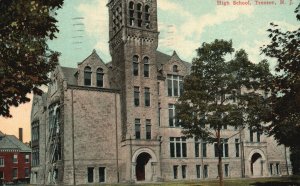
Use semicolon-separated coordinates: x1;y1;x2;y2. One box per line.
0;130;31;184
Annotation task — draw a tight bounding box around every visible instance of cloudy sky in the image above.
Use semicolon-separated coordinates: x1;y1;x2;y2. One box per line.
0;0;298;142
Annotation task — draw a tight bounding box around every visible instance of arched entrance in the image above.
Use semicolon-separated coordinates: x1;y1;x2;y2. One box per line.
251;153;263;176
136;152;151;181
131;148;158;182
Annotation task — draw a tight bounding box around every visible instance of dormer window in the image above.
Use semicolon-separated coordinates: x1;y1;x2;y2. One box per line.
97;68;104;88
84;66;92;86
143;57;149;77
173;65;178;72
133;55;139;76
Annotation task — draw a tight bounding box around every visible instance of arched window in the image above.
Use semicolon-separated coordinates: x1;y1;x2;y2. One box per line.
96;68;104;88
145;5;150;13
173;65;178;72
145;5;150;29
84;66;92;86
143;57;149;77
137;3;142;11
129;2;135;26
133;55;139;76
137;3;143;27
129;1;134;9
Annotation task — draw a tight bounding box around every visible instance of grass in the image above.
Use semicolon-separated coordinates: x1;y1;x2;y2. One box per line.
79;176;300;186
26;176;300;186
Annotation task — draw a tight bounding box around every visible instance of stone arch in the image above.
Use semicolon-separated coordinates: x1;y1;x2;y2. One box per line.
131;148;158;182
248;149;266;177
248;149;266;161
132;147;157;162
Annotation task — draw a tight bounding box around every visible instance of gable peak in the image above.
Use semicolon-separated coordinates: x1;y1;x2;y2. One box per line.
171;50;181;61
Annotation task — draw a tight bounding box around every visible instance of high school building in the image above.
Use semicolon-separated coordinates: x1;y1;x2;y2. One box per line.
30;0;291;185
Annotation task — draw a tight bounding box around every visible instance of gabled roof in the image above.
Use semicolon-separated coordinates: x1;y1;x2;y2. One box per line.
156;50;191;70
59;50;191;86
78;49;106;66
61;67;78;86
0;131;31;152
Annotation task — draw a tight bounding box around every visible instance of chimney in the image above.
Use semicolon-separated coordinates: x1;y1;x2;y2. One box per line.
19;128;23;142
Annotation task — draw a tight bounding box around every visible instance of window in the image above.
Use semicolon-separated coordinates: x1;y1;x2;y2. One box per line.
214;139;229;157
84;66;92;86
145;5;150;29
173;165;178;179
235;139;240;157
87;167;94;183
250;129;254;142
0;158;4;167
196;165;201;179
134;86;140;106
195;139;200;157
13;154;18;163
135;119;141;139
276;163;280;175
129;2;135;26
270;163;273;175
257;131;261;142
137;3;142;27
99;167;106;183
224;164;229;177
137;3;142;11
157;82;160;95
144;87;150;106
158;102;161;126
170;137;187;158
167;75;183;97
96;68;104;87
133;55;139;76
169;104;179;127
32;148;39;166
0;171;3;179
25;154;30;163
146;119;151;140
144;57;149;77
182;165;187;179
173;65;178;72
129;1;134;9
204;165;208;178
49;104;60;133
12;168;17;178
202;142;207;158
32;121;39;143
25;168;30;178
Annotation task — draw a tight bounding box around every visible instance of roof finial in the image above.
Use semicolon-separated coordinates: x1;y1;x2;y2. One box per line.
92;49;96;53
172;50;177;56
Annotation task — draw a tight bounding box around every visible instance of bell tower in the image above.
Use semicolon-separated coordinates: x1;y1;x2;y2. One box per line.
107;0;161;182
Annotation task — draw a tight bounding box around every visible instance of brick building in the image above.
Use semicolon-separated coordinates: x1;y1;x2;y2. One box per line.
0;131;31;184
30;0;291;185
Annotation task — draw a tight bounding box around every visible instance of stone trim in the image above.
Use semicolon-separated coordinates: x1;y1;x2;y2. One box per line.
67;84;120;93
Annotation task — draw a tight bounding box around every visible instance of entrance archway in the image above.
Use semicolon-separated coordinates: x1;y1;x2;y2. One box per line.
251;153;263;176
132;148;158;182
136;152;151;181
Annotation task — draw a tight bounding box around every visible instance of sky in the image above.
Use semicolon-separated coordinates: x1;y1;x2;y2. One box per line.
0;0;298;142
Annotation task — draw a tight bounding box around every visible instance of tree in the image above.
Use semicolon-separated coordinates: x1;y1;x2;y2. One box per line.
176;39;272;186
0;0;64;117
261;3;300;174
